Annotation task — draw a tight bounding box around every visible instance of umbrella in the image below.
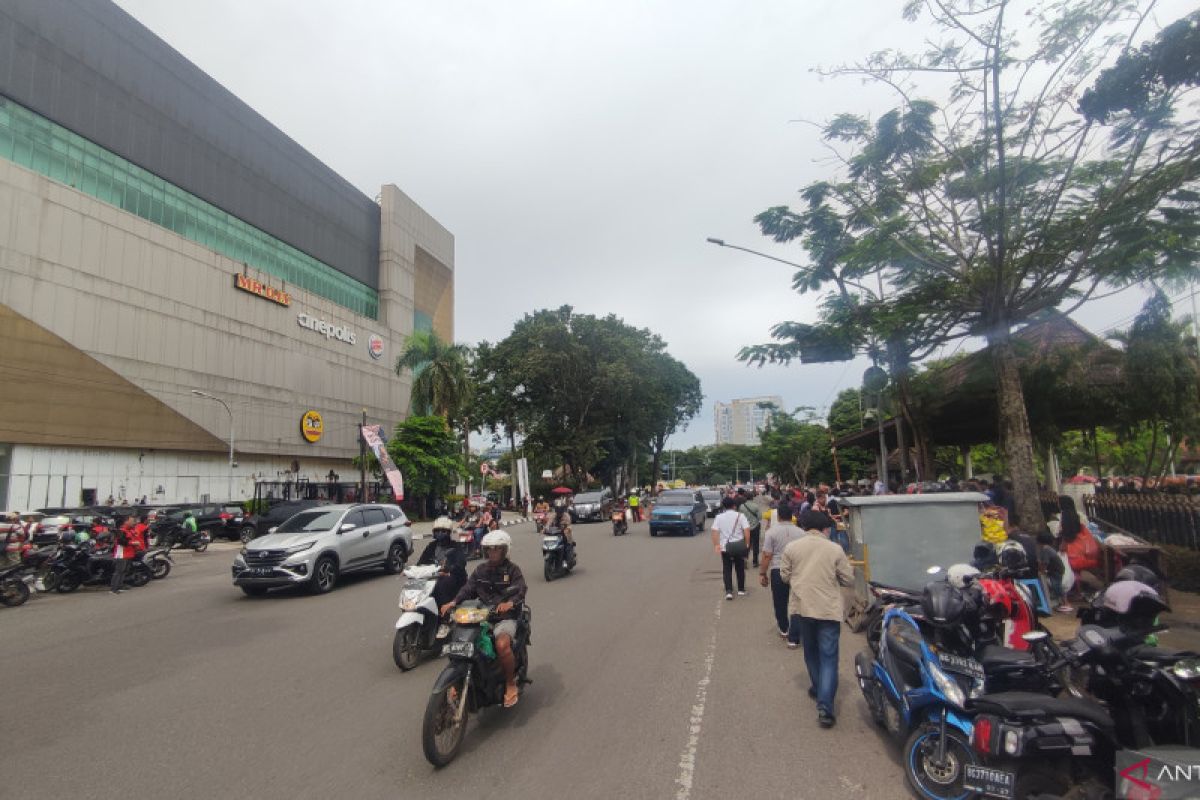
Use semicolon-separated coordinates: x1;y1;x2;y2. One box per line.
1065;474;1098;484
550;487;574;495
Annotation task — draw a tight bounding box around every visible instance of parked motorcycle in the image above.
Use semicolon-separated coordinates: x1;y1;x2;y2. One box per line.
393;565;453;671
542;525;576;581
967;624;1200;798
856;596;988;798
142;547;173;580
421;596;532;766
153;523;210;552
48;543;152;593
0;562;31;607
611;508;628;536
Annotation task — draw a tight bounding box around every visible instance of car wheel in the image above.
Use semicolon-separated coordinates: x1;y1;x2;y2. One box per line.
384;541;408;574
239;525;257;544
309;556;338;594
241;585;269;597
649;528;657;537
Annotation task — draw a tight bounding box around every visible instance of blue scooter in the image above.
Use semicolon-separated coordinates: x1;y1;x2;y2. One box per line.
855;602;986;799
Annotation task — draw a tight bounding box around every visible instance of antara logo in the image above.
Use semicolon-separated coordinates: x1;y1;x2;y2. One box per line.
1120;756;1200;799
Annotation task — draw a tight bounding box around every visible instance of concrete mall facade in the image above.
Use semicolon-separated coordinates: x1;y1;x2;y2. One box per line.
0;1;453;510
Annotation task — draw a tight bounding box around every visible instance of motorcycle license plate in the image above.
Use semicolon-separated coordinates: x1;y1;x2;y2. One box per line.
962;764;1014;798
542;536;562;549
938;652;985;681
443;641;474;658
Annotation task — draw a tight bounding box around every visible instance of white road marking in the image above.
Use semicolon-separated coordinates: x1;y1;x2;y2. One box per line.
675;596;722;800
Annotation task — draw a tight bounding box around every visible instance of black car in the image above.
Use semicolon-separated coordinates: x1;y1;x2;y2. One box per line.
238;498;329;543
570;490;615;523
649;490;708;537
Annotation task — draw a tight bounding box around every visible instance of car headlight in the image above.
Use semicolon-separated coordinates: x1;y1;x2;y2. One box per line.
929;661;966;709
239;547;247;556
285;542;315;555
1173;658;1200;680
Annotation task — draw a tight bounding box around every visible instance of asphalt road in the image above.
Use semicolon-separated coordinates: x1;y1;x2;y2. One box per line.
2;519;908;800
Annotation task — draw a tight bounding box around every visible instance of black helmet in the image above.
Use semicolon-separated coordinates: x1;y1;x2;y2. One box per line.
997;541;1029;574
971;542;998;571
1114;564;1164;593
922;580;967;626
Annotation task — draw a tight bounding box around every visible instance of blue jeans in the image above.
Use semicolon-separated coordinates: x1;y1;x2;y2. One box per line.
793;616;840;714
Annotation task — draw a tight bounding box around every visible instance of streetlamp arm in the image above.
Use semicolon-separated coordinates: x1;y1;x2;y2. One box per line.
706;238;807;271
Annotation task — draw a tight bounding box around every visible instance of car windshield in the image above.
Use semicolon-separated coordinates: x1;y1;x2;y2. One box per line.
702;491;720;501
276;510;344;533
575;493;602;503
658;493;695;507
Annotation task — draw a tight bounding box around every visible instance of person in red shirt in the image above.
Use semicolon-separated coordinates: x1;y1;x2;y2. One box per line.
129;515;149;556
1058;495;1102;604
110;517;135;594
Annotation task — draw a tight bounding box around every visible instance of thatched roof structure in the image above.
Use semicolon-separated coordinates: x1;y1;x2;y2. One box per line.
835;312;1124;451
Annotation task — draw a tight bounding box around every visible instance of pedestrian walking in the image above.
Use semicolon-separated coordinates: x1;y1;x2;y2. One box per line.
779;510;854;728
711;497;751;600
738;489;763;568
759;502;805;645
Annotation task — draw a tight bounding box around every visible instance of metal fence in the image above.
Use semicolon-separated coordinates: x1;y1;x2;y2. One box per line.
1079;493;1200;551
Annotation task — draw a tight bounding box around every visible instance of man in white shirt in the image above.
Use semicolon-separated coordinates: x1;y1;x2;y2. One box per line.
711;497;751;601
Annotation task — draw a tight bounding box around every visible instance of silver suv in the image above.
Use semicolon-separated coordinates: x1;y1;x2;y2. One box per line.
231;504;412;597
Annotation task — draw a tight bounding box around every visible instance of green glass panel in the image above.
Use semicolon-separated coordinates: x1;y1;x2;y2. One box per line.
0;96;378;319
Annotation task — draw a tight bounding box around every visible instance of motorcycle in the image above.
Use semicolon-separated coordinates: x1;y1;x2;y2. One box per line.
153;523;210;552
0;562;31;607
542;525;576;581
967;624;1200;799
142;547;173;580
612;508;628;536
421;596;532;767
856;602;987;798
393;564;453;671
454;528;481;561
533;510;548;534
48;543;152;592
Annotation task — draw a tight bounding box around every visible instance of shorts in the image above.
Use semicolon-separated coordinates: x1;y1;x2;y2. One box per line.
493;619;519;641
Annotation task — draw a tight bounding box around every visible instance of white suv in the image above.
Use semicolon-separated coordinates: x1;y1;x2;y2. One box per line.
231;504;412;596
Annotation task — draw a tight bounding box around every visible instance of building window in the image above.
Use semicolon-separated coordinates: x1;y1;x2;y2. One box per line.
0;97;378;319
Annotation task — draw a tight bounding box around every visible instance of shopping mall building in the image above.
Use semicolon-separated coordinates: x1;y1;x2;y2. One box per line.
0;1;454;510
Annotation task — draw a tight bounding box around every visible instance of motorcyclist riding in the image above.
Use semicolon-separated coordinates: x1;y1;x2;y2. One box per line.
439;530;527;708
533;497;550;515
416;516;468;607
549;500;576;551
456;503;484;557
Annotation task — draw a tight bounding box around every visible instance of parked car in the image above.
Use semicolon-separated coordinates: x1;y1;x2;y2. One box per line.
701;490;722;517
238;499;329;543
218;505;248;540
231;503;412;596
570;490;614;523
649;490;707;537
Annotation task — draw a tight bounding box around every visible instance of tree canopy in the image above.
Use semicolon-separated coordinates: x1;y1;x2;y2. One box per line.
740;1;1200;526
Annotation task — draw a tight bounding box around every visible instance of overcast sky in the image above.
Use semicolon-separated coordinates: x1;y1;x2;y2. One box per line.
114;0;1195;449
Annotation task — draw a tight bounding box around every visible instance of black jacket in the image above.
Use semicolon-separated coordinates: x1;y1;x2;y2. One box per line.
453;559;527;617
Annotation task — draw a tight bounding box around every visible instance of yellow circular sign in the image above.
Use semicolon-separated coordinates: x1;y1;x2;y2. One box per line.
301;410;324;443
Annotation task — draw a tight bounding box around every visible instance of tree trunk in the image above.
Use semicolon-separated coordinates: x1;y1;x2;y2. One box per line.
1090;426;1102;479
989;332;1044;528
895;411;910;485
1142;422;1160;486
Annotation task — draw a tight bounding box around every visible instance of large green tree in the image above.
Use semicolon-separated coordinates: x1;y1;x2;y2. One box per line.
394;330;475;491
375;415;465;517
473;307;702;493
746;2;1200;526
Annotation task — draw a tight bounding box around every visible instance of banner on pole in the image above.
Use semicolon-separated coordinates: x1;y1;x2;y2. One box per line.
361;425;403;501
516;458;530;506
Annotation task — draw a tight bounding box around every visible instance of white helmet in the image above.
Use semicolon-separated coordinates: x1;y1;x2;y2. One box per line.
480;530;512;549
432;516;454;531
947;563;981;590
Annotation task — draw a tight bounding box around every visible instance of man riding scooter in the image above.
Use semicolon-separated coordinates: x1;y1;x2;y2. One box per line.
456;503;485;558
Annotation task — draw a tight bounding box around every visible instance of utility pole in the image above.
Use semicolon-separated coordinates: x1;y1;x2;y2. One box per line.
359;409;367;502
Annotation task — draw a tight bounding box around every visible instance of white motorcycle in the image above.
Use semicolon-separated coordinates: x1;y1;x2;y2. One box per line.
393;564;452;671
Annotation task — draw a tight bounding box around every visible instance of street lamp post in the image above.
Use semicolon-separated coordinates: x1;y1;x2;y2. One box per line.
192;390;234;500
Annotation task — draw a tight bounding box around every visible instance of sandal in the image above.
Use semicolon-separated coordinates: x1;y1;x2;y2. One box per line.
503;685;520;708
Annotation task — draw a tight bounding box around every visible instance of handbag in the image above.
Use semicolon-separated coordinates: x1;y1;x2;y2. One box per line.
724;516;748;559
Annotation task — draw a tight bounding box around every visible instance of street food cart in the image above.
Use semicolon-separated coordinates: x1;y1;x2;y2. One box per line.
841;493;990;627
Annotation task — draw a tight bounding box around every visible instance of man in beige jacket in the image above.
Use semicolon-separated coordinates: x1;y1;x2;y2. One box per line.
780;510;854;728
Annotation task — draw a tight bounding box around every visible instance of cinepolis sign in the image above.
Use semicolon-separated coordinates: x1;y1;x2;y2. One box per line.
297;313;357;345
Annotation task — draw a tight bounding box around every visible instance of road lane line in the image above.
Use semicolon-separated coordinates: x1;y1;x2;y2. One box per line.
674;596;722;800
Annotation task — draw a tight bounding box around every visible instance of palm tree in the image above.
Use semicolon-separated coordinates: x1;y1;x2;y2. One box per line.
395;330;475;491
395;330;473;420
